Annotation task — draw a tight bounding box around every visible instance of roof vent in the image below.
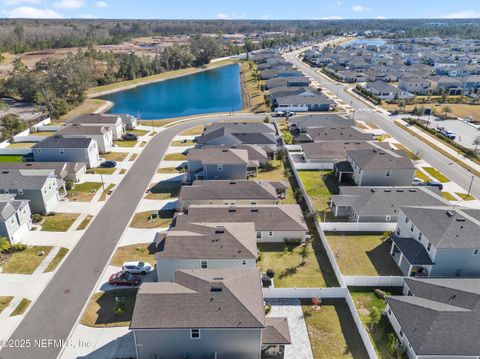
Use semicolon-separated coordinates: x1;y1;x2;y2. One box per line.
370;189;376;193
211;286;223;292
409;189;416;192
384;189;392;192
446;211;453;217
228;206;236;212
1;171;9;174
215;226;225;234
222;149;228;153
229;181;236;185
456;217;466;222
251;208;259;212
397;189;404;192
213;277;224;280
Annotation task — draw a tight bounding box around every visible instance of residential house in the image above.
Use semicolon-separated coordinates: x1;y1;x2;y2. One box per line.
32;135;100;169
330;186;448;222
390;206;480;277
296;126;373;143
364;81;415;100
260;68;303;80
335;148;415;186
274;93;335;112
398;76;434;95
288;114;354;132
178;180;288;209
177;204;309;243
0;194;32;243
197;123;276;148
269;86;314;99
66;113;124;139
187;148;253;181
385;278;480;359
155;222;257;281
0;169;59;215
0;162;86;183
265;76;310;89
131;269;291;359
56;124;113;154
203;144;270;162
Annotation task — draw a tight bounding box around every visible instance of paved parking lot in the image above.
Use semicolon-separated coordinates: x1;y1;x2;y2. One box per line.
426;118;480;149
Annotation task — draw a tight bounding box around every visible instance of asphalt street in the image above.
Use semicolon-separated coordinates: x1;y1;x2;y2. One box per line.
0;113;262;359
285;51;480;199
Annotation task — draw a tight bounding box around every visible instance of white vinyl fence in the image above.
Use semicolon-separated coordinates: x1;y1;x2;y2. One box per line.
321;222;397;232
344;276;404;287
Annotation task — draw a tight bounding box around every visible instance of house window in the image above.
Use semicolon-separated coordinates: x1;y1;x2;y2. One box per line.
386;215;391;221
5;189;9;194
242;260;247;265
405;217;409;224
268;231;273;237
201;260;208;269
427;242;431;251
10;217;15;224
399;330;404;338
59;149;65;155
410;224;414;232
256;232;262;239
473;249;479;256
18;189;23;194
190;329;200;339
217;164;223;172
418;233;422;241
385;170;391;177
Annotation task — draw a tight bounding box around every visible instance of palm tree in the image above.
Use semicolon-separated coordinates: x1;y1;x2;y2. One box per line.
474;136;480;153
442;106;452;119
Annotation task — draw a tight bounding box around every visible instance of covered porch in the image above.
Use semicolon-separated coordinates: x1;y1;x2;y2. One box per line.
333;160;353;183
390;235;433;277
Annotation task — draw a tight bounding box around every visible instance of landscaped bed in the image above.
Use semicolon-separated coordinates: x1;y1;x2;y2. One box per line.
130;210;174;229
110;244;156;267
326;233;402;276
303;298;369;359
351;291;397;359
80;290;137;327
257;243;327;288
41;213;80;232
0;246;52;274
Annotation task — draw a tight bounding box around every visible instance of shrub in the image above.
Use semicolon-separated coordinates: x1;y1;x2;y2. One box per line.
113;302;126;317
10;243;27;253
0;237;11;253
31;213;43;223
374;289;386;299
282;131;293;145
264;304;271;315
65;180;74;191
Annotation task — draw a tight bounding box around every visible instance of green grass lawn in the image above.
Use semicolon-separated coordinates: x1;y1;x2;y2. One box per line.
41;213;79;232
10;298;31;316
163;153;187;161
351;292;397;359
0;155;24;163
146;181;182;199
441;192;457;201
423;167;449;183
44;247;69;272
103;152;128;162
99;183;116;201
80;290;137;327
303;299;369;359
74;182;102;192
0;246;52;274
7;142;35;149
456;192;476;201
171;139;196;146
326;233;402;276
415;170;432;183
0;296;13;314
158;166;186;174
257;243;327;287
130;210;174;229
255;159;296;204
113;140;137;148
111;244;156;267
93;167;116;175
129;129;148;136
76;215;93;230
34;131;57;136
67;182;102;201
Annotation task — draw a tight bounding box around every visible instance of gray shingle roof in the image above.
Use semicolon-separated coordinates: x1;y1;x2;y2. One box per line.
67;113;121;125
203;145;268;162
288;114;354;128
187;148;249;165
130;269;265;329
179;180;280;202
0;194;27;221
204;122;275;134
177;205;308;232
386;278;480;356
347;148;415;170
399;206;480;249
262;317;292;345
57;124;109;136
0;169;51;190
391;235;433;265
305;126;373;142
32;135;93;149
275;93;335;106
154;222;257;260
332;186;447;217
302;141;390;161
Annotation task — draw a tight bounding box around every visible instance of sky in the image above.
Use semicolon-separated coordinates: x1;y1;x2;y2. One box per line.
1;0;480;20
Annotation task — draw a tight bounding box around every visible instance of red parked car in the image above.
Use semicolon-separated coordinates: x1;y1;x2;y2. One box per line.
108;271;142;287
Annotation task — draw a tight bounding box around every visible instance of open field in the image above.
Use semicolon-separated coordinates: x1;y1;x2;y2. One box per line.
381;103;480;121
58;98;110;123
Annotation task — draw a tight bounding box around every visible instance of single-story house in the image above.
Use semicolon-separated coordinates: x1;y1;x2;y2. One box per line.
178;180;288;209
131;269;291;359
288;114;354;132
390;206;480;277
266;76;310;89
32;135;100;169
0;194;32;243
274;93;335;112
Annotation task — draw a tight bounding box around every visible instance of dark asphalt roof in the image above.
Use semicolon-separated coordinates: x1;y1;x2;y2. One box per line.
67;113;121;124
33;135;93;149
302;141;390;161
305;126;373;142
288;114;354;128
347;148;415;170
130;269;266;329
391;235;433;265
275;93;334;106
0;169;52;190
57;124;109;136
187;148;249;164
262;317;292;345
202;145;268;162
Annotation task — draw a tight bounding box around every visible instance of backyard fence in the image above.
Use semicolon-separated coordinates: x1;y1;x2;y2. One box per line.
263;287;347;298
321;222;397;232
344;276;404;287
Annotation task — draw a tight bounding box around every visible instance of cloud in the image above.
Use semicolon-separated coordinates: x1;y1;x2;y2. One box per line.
95;1;108;8
260;14;271;20
215;12;246;19
352;5;371;12
77;13;97;18
53;0;85;9
2;0;42;4
376;16;386;19
321;16;343;20
442;10;480;19
5;6;63;17
216;13;228;19
336;1;341;5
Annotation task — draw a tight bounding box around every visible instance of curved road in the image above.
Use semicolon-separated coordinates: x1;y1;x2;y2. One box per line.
1;113;262;359
285;51;480;199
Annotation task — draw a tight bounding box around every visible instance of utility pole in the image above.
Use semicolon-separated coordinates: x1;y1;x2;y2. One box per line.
100;173;105;192
467;175;475;198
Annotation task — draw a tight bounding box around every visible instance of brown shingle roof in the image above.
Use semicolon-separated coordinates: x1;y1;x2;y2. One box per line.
262;317;292;344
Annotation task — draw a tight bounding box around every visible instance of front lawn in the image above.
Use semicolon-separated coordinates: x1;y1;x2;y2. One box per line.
158;166;186;174
67;182;102;202
99;183;116;202
110;244;156;267
10;298;31;316
145;181;181;200
163;153;187;161
44;247;69;272
129;129;148;136
103;152;128;162
415;170;432;183
257;243;327;288
422;167;449;183
456;192;476;201
130;210;174;229
113;140;137;148
41;213;79;232
351;292;397;359
80;290;137;327
93;167;116;175
441;192;456;201
303;299;369;359
7;142;35;149
76;215;93;230
180;125;204;136
0;155;24;163
171;139;196;146
0;296;13;314
326;233;402;276
0;246;52;274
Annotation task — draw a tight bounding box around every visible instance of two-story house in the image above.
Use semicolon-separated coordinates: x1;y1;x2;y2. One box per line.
0;194;32;243
32;135;100;169
56;124;113;154
390;206;480;277
66;113;124;139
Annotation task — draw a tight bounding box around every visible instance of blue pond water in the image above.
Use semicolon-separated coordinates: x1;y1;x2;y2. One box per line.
100;64;243;120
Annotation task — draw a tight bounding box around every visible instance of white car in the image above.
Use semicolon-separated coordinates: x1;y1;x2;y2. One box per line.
412;177;424;185
122;261;152;275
